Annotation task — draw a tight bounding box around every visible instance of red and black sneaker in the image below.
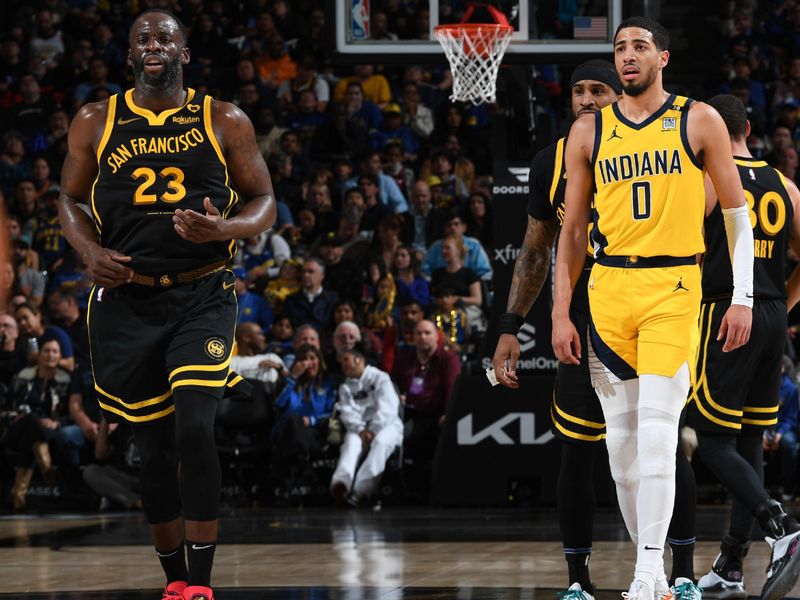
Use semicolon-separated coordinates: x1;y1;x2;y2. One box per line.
183;585;214;600
161;581;187;599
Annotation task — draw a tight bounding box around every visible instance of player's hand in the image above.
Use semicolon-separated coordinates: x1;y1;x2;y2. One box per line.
552;316;581;365
84;243;133;288
173;197;228;243
717;304;752;352
492;333;521;389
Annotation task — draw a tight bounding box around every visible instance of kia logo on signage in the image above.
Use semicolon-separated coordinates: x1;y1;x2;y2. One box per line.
457;412;555;445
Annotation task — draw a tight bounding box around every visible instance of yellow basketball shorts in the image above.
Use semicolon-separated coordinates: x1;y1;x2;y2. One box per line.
587;259;701;383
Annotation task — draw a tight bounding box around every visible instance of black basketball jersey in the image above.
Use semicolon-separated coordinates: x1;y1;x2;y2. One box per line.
702;156;793;301
527;136;592;310
92;89;239;274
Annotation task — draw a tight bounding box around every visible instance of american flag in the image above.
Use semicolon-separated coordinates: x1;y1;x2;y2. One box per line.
573;16;608;39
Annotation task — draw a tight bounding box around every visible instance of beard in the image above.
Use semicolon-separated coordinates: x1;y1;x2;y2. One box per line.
622;64;658;97
131;52;182;90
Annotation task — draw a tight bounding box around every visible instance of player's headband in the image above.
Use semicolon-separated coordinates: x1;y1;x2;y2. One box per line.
570;60;623;95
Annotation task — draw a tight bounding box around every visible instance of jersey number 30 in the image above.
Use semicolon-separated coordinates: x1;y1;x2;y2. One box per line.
132;167;186;205
745;190;786;235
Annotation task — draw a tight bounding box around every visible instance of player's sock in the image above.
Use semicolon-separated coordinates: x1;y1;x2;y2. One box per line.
558;441;598;591
634;364;688;584
564;550;594;593
667;538;695;584
186;540;216;587
156;543;188;584
668;443;696;582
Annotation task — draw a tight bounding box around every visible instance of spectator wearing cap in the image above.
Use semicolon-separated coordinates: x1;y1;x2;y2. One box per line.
319;232;367;304
234;268;274;334
12;234;44;308
344;150;408;214
422;210;493;281
343;81;383;133
331;348;403;506
333;64;392;108
369;103;421;161
282;257;340;330
278;55;330;113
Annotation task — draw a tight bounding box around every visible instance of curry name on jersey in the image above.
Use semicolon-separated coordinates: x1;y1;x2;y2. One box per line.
702;157;793;301
591;94;705;259
92;88;239;274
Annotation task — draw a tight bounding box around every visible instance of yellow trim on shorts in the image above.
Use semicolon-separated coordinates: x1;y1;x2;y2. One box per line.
743;405;779;413
99;401;176;422
171;378;229;390
227;374;243;387
95;385;172;410
169;354;233;381
741;417;778;426
550;406;606;442
693;395;742;429
688;303;709;406
694;302;743;417
552;397;605;429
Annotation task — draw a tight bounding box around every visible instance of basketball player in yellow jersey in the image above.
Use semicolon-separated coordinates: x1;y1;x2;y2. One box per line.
552;17;755;600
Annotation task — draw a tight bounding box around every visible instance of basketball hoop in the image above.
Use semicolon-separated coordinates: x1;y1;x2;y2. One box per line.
434;4;513;105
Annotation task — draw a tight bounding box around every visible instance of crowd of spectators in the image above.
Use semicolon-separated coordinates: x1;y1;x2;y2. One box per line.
0;0;527;510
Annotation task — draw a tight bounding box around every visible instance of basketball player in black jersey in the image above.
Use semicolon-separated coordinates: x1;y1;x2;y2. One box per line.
58;10;275;600
685;94;800;600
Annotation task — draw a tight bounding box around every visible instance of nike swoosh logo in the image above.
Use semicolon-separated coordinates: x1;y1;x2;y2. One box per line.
223;281;235;290
117;116;142;125
643;545;661;551
191;544;214;551
745;293;754;298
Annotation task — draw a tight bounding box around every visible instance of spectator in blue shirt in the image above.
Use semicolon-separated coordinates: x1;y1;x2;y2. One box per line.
344;81;382;132
344;150;408;213
15;302;74;372
765;356;800;502
422;210;492;281
234;269;274;334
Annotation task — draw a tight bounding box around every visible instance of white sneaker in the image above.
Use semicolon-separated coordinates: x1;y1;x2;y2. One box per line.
557;582;595;600
666;577;702;600
696;569;746;599
622;580;655;600
762;530;800;600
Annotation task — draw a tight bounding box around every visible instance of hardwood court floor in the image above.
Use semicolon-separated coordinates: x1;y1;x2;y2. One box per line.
0;506;797;599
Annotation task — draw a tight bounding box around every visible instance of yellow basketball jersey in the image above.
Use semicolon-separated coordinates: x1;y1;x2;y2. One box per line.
591;94;705;259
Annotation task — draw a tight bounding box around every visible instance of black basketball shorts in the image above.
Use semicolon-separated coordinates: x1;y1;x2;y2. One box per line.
687;298;785;434
550;270;606;443
87;269;241;423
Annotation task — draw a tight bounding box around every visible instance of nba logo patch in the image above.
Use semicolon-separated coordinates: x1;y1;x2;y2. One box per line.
662;117;677;130
96;287;105;302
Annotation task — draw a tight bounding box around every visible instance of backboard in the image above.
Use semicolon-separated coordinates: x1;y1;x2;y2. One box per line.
332;0;622;63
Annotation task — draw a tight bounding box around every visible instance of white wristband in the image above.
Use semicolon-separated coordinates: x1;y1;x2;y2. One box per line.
721;205;754;308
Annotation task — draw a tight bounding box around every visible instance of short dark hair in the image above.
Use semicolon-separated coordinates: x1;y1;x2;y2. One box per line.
615;17;669;51
706;94;748;138
132;9;188;46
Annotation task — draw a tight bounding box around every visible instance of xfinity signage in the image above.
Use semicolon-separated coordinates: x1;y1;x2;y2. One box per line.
483;161;557;373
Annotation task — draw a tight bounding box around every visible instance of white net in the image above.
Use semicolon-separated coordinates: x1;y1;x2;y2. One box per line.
434;24;513;105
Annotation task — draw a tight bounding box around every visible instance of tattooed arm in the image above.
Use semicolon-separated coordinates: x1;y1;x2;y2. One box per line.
173;99;276;243
507;216;560;316
492;215;559;388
